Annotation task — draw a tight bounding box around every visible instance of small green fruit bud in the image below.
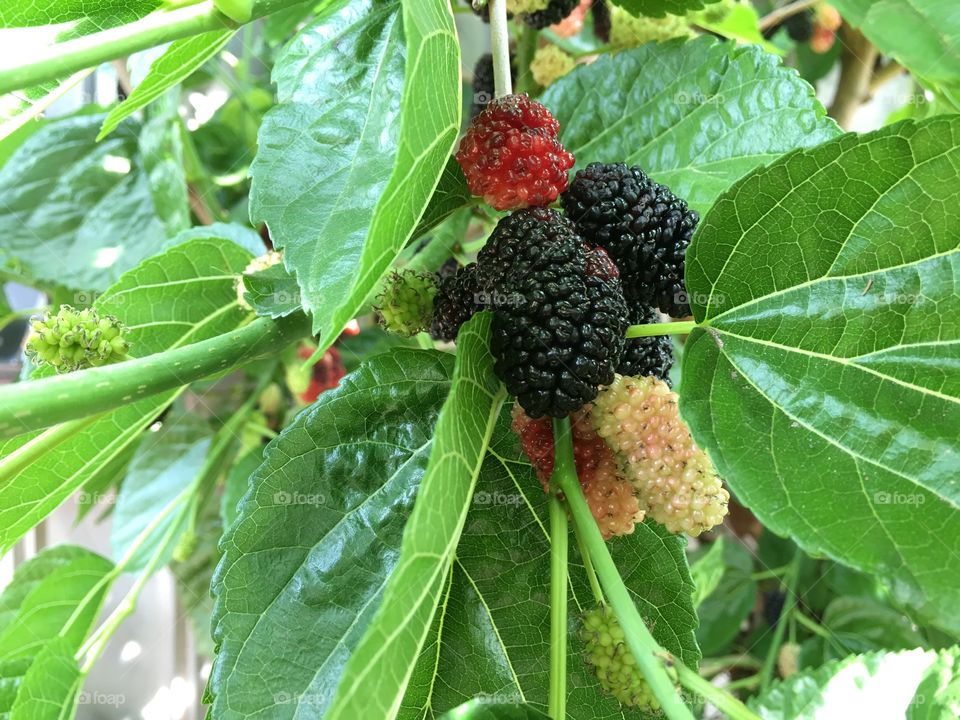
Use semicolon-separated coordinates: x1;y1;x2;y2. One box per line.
374;270;438;337
26;305;131;373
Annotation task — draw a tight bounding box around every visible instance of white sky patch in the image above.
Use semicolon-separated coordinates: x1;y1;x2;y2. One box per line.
103;155;131;174
93;246;123;269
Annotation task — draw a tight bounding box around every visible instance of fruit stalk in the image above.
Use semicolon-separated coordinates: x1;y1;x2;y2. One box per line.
0;0;307;95
553;417;696;720
625;320;696;338
489;0;514;96
549;493;568;718
0;313;311;440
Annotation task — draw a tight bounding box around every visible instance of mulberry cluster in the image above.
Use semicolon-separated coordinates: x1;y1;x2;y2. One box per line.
592;375;729;535
456;94;575;211
26;305;130;372
491;236;628;417
374;270;437;337
521;0;581;29
562;162;698;316
591;0;611;42
512;404;643;538
530;44;575;87
581;605;659;709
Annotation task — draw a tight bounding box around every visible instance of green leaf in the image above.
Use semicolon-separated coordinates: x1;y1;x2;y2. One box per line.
819;597;928;658
98;30;237;140
0;113;170;291
139;96;191;237
250;0;461;346
438;701;551;720
0;546;113;661
751;647;960;720
327;314;506;720
689;3;782;55
689;537;726;607
0;238;252;553
681;116;960;635
831;0;960;98
693;539;756;656
542;37;841;213
243;263;303;318
610;0;721;18
111;413;213;572
0;546;96;634
0;1;160;28
220;447;262;530
209;347;456;719
8;637;80;720
400;402;699;718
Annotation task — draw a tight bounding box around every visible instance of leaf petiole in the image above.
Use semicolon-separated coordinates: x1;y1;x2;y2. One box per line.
625;320;696;338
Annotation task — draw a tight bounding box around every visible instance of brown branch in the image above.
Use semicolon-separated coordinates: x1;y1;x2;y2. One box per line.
828;24;879;129
188;185;215;225
758;0;819;32
868;60;905;96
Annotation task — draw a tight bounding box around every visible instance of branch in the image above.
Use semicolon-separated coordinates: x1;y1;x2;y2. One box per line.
489;0;513;97
0;0;308;96
758;0;819;32
0;313;310;440
828;24;879;129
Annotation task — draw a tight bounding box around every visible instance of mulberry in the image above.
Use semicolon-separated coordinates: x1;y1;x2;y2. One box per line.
561;162;698;316
470;53;516;118
26;305;130;372
374;270;438;337
591;0;611;42
491;243;628;418
592;375;728;535
609;6;693;48
581;605;659;708
521;0;580;29
430;265;481;341
530;44;576;87
456;94;575;211
617;304;673;381
512;404;642;538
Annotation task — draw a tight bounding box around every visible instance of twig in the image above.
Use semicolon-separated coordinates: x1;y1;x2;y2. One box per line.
868;60;905;96
758;0;819;32
828;23;878;129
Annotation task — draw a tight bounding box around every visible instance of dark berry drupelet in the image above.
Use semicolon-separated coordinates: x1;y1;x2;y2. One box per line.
491;243;628;418
561;162;698;316
470;53;516;119
591;0;611;42
618;303;674;381
476;207;581;292
431;266;481;341
522;0;580;29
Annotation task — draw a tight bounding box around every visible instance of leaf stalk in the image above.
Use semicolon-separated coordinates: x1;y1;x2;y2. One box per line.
625;320;696;338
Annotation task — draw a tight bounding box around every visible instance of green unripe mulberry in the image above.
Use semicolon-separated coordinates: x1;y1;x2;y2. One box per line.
26;305;130;372
374;270;438;337
581;606;659;709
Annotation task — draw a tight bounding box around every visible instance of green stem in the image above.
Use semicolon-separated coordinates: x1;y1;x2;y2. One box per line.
0;0;308;95
552;418;695;720
575;529;604;605
674;664;762;720
548;493;568;719
0;313;311;441
792;609;832;640
514;25;540;95
626;321;696;338
698;655;763;677
759;548;803;691
489;0;513;97
0;415;103;486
